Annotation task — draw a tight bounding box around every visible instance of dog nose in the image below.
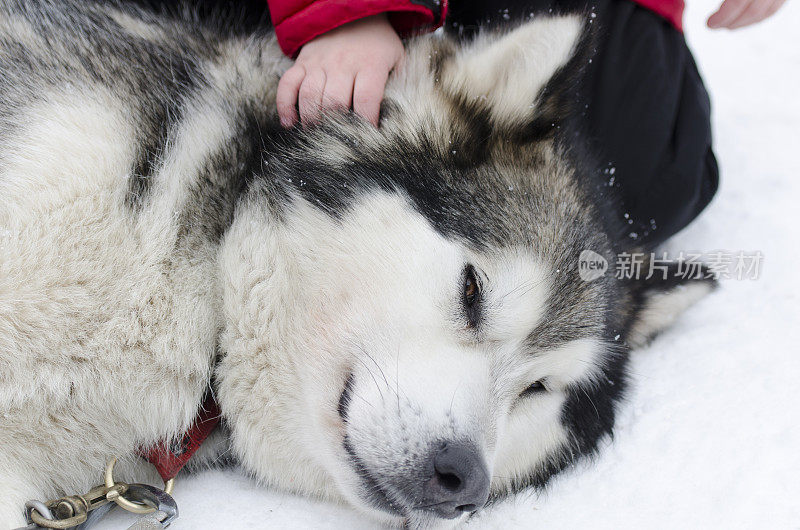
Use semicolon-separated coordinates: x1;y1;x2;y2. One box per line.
422;441;490;519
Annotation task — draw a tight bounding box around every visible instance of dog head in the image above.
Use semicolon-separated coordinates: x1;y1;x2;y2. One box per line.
215;15;714;528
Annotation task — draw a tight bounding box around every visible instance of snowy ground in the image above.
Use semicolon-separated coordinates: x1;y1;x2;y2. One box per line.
97;1;800;527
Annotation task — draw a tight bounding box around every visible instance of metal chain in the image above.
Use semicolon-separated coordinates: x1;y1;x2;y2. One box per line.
15;459;179;530
122;484;178;529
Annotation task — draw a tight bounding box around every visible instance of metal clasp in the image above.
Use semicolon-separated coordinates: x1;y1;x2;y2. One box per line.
26;483;128;528
19;458;178;530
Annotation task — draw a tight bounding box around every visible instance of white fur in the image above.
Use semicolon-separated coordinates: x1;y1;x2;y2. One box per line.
0;89;134;224
0;88;221;525
109;11;169;41
629;282;716;348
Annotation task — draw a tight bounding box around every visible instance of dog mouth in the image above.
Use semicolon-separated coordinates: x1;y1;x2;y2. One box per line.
338;371;399;515
342;435;405;517
336;371;487;523
339;371;406;517
341;438;476;525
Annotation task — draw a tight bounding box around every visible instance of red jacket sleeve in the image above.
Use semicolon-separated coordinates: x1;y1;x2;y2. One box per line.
268;0;448;57
631;0;685;31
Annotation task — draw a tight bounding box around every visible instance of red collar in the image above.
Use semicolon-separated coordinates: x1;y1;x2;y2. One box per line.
140;392;222;482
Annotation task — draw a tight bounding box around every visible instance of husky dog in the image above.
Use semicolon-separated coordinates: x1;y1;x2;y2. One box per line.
0;1;715;528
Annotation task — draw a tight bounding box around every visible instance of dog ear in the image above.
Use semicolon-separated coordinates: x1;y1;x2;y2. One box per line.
626;261;717;349
440;14;587;136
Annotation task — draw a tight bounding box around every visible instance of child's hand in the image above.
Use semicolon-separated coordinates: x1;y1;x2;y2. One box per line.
276;13;404;128
707;0;786;29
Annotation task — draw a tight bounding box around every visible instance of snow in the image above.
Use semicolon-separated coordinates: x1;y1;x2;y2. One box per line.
96;1;800;527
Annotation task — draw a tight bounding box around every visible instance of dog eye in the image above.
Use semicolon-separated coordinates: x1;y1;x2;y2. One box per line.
519;380;547;398
464;266;479;306
462;265;482;329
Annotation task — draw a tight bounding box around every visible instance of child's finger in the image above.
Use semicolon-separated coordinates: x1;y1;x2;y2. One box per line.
276;65;305;127
353;69;389;127
763;0;787;19
728;0;772;27
298;69;326;126
707;0;750;27
730;0;785;26
321;72;355;112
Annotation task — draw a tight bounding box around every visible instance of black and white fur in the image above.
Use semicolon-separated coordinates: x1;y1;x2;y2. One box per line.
0;1;715;528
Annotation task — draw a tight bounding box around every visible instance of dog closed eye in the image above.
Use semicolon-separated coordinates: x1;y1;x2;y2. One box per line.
519;380;548;398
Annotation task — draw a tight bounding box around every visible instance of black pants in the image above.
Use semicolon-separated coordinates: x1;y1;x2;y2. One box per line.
447;0;719;248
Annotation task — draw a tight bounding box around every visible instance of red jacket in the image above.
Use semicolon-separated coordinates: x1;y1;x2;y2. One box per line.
269;0;448;57
636;0;684;30
268;0;682;58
